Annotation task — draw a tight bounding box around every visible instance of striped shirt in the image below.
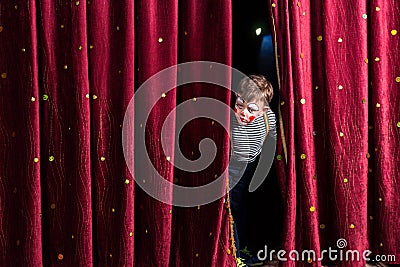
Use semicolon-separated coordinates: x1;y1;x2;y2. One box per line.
231;109;277;162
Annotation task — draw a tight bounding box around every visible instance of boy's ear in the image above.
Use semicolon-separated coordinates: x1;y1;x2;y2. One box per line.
262;106;269;113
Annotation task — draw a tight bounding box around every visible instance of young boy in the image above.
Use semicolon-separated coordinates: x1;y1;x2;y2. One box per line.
229;75;276;267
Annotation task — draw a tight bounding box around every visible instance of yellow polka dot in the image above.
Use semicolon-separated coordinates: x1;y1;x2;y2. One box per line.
15;5;19;10
211;120;215;125
125;179;130;184
1;73;7;79
362;14;367;19
297;2;301;7
227;249;231;255
195;253;199;257
58;254;63;260
63;65;68;70
193;97;197;101
49;156;55;162
21;48;26;52
271;3;276;7
169;209;172;214
0;26;3;32
145;229;148;234
31;97;36;102
161;93;166;98
369;168;373;173
129;232;133;237
397;122;400;128
362;98;366;104
391;30;397;36
350;224;355;229
142;179;146;183
72;235;75;239
374;57;380;62
375;6;380;11
34;158;39;163
280;101;285;105
75;1;80;6
300;154;306;160
307;258;312;263
300;53;304;58
378;197;382;202
369;216;374;220
339;132;344;137
109;254;113;258
116;26;120;31
319;224;325;229
90;45;94;49
92;95;97;100
338;37;343;43
197;205;200;210
316;35;323;41
343;178;348;183
100;156;105;161
61;24;65;29
379;243;383;247
395;77;400;83
300;98;306;104
302;12;306;16
184;31;188;35
85;94;90;99
158;37;163;43
166;156;171;161
376;103;381;108
338;85;343;90
51;203;56;209
78;45;83;51
16;240;20;246
309;206;315;212
364;58;368;64
111;208;115;212
315;86;319;90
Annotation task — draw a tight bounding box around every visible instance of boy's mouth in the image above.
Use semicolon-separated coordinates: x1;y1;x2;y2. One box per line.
240;117;248;123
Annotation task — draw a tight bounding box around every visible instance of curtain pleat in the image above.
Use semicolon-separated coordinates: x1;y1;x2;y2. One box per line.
0;0;42;265
270;0;400;266
0;0;234;266
171;1;233;266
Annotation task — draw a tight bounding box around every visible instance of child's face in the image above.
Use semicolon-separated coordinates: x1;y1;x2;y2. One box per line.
234;94;266;126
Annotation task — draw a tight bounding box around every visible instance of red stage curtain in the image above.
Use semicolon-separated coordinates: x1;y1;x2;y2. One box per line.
0;0;234;266
270;0;400;266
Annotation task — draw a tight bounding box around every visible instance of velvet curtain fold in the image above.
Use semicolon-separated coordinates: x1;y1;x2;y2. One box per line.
0;0;234;266
270;1;400;266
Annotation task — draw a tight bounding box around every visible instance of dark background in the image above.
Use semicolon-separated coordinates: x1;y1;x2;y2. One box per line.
232;0;284;253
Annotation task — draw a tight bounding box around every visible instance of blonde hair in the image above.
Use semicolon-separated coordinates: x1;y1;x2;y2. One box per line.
237;75;274;105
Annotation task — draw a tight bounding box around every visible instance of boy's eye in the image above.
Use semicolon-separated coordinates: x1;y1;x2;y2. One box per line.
235;103;244;109
236;96;244;104
247;103;259;113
